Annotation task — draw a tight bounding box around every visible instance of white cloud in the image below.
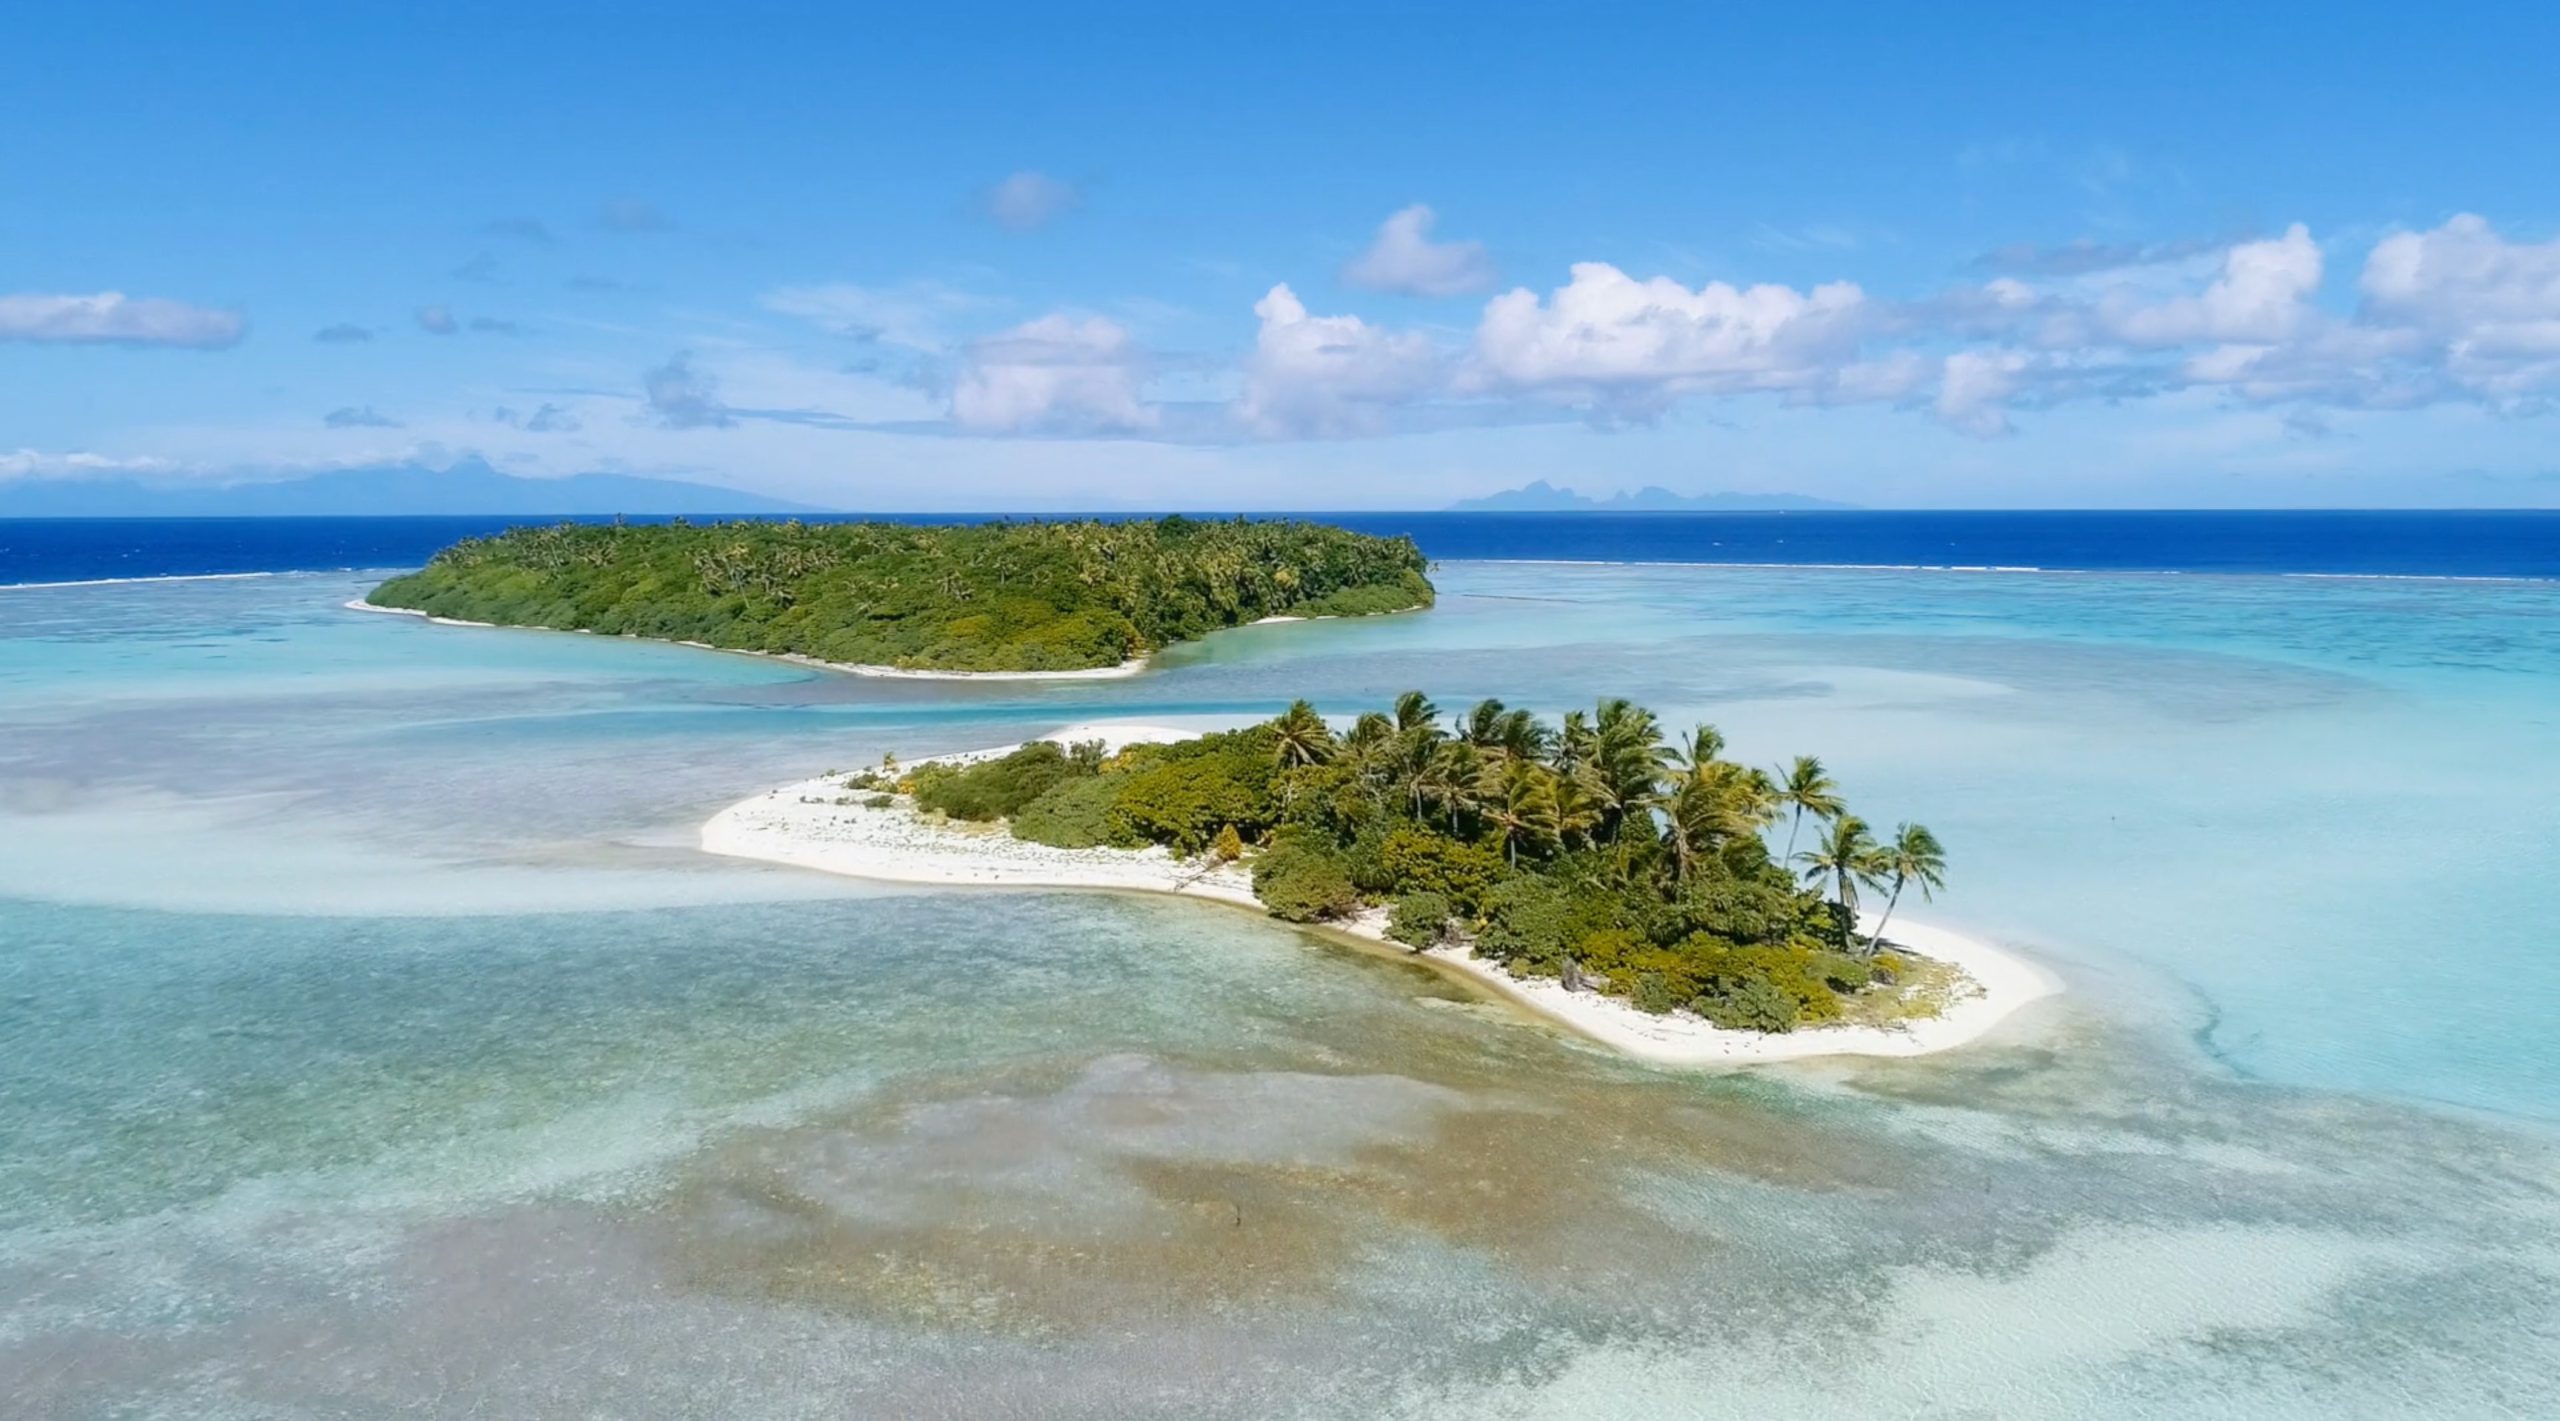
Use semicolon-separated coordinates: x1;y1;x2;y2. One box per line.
984;171;1080;232
416;306;458;336
2101;224;2323;347
761;281;991;350
949;314;1155;433
1341;205;1497;298
1936;351;2031;436
1237;284;1442;436
644;352;735;429
0;448;181;481
0;292;243;348
1469;263;1868;415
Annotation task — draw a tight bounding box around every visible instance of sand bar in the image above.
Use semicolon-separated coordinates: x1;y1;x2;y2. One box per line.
699;723;2064;1068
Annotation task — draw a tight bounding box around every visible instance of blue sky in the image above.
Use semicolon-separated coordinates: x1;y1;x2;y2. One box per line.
6;1;2559;509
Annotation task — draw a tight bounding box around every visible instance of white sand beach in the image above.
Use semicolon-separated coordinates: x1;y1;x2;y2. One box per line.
346;599;1148;680
700;723;2063;1068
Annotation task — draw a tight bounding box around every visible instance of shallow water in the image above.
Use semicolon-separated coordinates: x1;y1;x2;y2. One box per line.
3;566;2556;1417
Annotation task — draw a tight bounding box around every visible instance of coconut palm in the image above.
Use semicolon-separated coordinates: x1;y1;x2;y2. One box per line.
1867;822;1947;952
1775;755;1845;859
1796;813;1885;918
1270;699;1334;810
1588;698;1671;836
1664;760;1778;882
1270;699;1335;770
1392;690;1439;735
1482;759;1560;867
1418;741;1485;831
1458;698;1510;751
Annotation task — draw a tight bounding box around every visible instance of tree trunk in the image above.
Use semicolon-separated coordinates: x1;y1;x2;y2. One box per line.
1785;807;1803;859
1868;879;1905;956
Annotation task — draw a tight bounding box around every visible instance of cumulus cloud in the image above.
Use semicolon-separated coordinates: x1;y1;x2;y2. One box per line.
416;306;458;335
2100;225;2323;347
644;352;734;429
323;406;401;429
313;323;373;343
2360;213;2560;396
0;292;244;348
1469;263;1868;416
949;314;1155;432
1237;284;1442;436
984;171;1081;231
1342;205;1497;298
1935;351;2031;436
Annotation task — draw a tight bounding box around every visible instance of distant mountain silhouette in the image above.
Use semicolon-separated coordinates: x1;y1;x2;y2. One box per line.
1449;480;1856;512
0;457;819;517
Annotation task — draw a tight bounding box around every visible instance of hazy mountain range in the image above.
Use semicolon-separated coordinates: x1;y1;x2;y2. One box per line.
0;458;817;517
1448;481;1856;512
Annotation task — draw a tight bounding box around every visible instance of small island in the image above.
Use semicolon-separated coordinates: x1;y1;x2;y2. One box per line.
704;696;2058;1064
360;516;1434;675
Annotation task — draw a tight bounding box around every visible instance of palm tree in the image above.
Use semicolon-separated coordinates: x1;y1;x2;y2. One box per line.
1418;741;1485;831
1587;698;1670;838
1867;822;1947;952
1663;760;1779;882
1270;699;1334;810
1775;755;1845;859
1459;698;1510;752
1796;813;1885;919
1671;723;1726;777
1390;692;1446;817
1482;759;1560;867
1271;699;1335;771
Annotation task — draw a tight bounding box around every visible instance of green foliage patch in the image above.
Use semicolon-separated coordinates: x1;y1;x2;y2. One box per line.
368;515;1434;673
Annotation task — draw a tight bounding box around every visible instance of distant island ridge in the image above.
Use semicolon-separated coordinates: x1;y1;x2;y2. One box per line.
0;457;816;518
1448;481;1857;513
2;459;1861;519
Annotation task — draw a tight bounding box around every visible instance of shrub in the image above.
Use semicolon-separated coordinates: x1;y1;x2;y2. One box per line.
1252;843;1357;923
1378;828;1505;911
862;793;895;809
1210;823;1246;862
1474;874;1574;973
1631;971;1683;1015
1107;755;1267;854
1696;979;1799;1033
1008;775;1122;849
1675;938;1847;1025
911;741;1090;822
1385;891;1452;948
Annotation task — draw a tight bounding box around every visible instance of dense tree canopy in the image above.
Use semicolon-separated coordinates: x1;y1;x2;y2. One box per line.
871;692;1948;1033
367;516;1434;672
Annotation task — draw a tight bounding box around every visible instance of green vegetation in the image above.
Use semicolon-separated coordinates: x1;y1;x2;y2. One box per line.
857;692;1947;1033
367;516;1434;673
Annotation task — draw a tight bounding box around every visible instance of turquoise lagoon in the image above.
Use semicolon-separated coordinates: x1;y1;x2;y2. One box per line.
3;565;2556;1418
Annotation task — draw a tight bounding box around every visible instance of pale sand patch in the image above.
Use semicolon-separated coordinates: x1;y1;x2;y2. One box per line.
346;599;1146;680
699;725;2064;1069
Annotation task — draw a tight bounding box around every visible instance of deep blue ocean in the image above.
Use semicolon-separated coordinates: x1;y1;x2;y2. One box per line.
4;509;2556;584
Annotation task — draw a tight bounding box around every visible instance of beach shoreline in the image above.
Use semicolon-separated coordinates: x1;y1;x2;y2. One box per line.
344;598;1150;680
698;723;2063;1068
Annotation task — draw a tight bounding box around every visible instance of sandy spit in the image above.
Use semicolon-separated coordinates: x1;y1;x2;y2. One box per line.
698;724;2063;1068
